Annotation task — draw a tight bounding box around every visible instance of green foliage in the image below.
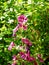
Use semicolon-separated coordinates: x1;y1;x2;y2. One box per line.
0;0;49;65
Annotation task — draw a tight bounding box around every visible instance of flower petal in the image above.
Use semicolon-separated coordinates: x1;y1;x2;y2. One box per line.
22;38;32;46
18;15;28;24
23;25;27;30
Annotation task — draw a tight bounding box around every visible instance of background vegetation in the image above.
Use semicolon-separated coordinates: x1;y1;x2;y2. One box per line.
0;0;49;65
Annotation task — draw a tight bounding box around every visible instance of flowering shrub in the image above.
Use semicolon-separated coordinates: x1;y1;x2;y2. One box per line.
0;0;49;65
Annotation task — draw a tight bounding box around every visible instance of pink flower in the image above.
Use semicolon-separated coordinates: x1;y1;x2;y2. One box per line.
19;52;35;62
12;63;16;65
26;51;35;62
13;24;19;33
17;15;28;24
10;42;15;46
13;15;28;37
23;25;27;30
12;62;16;65
37;54;44;62
12;55;18;65
12;55;17;61
8;45;12;51
21;38;32;46
12;24;20;37
19;24;27;30
19;52;26;60
19;52;27;60
28;56;35;62
8;42;15;51
12;33;16;37
19;23;23;27
37;54;41;58
12;23;27;37
39;58;44;62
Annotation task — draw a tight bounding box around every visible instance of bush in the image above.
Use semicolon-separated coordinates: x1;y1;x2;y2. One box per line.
0;0;49;65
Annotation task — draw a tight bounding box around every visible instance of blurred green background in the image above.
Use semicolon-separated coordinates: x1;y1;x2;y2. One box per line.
0;0;49;65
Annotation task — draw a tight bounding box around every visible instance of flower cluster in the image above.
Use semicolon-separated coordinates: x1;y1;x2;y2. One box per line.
19;51;36;62
12;55;17;65
13;15;28;37
17;15;28;24
21;38;32;46
8;15;44;65
20;38;38;65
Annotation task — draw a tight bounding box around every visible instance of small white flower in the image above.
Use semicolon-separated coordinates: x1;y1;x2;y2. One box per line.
8;19;14;23
0;38;2;40
0;16;5;20
28;0;32;4
4;12;8;17
7;0;11;4
16;45;20;50
10;8;13;11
